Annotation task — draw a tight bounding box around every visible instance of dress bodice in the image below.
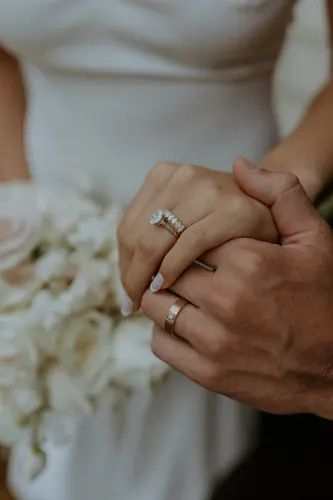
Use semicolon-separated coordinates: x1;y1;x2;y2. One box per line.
0;1;297;203
1;1;295;80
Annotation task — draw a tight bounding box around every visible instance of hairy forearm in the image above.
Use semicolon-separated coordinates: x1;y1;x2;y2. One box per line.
0;48;29;181
261;78;333;202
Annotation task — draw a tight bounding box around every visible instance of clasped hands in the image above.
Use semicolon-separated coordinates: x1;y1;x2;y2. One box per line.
118;158;333;420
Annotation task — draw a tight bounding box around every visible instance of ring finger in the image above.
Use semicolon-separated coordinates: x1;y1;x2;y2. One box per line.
141;289;219;353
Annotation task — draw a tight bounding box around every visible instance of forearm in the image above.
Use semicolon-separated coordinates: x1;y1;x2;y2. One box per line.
0;47;29;181
261;78;333;202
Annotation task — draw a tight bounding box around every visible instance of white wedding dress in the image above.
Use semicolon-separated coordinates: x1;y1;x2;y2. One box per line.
0;1;296;499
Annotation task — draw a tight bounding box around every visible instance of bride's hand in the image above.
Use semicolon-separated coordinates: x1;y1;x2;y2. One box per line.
117;158;277;313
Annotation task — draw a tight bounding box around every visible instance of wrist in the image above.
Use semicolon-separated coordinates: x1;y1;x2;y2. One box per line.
260;143;330;204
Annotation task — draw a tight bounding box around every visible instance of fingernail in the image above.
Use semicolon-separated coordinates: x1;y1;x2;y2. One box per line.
150;273;165;293
121;294;134;317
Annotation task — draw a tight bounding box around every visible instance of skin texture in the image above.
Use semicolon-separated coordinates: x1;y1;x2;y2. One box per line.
118;77;333;314
117;162;278;310
141;161;333;420
0;48;29;181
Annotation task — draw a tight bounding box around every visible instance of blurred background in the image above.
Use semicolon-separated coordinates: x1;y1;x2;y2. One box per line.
1;1;332;499
275;0;330;136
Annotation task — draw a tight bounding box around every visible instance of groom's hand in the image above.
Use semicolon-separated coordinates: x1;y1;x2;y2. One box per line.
142;160;333;419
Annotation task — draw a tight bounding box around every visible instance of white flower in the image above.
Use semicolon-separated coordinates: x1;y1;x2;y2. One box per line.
67;216;113;255
0;314;38;381
0;264;39;312
0;397;22;445
111;317;168;389
56;311;115;395
35;250;68;283
103;205;122;243
0;181;171;473
39;311;115;415
29;291;71;331
46;366;93;415
0;182;41;272
35;185;99;241
12;387;41;416
59;258;111;314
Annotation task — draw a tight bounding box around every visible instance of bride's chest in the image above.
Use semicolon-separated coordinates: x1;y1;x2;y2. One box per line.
0;0;295;70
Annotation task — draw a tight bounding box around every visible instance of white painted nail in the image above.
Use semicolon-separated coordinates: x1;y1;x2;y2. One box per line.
150;273;165;293
121;294;134;317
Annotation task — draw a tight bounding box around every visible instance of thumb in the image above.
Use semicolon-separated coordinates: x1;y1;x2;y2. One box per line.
233;157;323;241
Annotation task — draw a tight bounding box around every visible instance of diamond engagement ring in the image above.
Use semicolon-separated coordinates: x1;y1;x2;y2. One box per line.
150;209;186;236
149;208;216;273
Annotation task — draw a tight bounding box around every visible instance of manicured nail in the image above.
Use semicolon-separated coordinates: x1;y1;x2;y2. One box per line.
150;273;164;293
121;294;134;317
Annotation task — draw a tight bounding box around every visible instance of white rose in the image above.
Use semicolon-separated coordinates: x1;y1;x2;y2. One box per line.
35;185;99;242
67;216;113;255
110;317;169;389
29;291;71;331
46;365;92;415
0;183;41;272
103;206;122;240
35;249;68;283
55;257;112;317
56;311;114;395
0;385;41;446
0;263;39;312
0;399;22;445
0;314;38;386
44;312;114;416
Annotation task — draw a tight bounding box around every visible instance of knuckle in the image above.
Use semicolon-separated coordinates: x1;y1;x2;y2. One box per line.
175;163;198;182
136;236;156;257
186;225;207;248
202;280;244;323
215;287;247;324
219;295;242;323
197;362;222;390
243;250;265;277
228;194;249;215
279;172;300;192
148;162;177;182
207;334;230;359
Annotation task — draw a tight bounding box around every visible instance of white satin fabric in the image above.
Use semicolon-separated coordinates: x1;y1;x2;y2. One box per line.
0;1;296;499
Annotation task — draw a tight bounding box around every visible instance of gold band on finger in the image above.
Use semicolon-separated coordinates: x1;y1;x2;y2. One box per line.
165;298;189;337
159;220;179;238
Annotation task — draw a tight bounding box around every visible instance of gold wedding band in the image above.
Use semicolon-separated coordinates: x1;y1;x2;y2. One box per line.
165;297;189;337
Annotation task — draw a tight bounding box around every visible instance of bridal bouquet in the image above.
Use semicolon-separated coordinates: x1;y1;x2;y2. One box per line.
0;182;168;477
